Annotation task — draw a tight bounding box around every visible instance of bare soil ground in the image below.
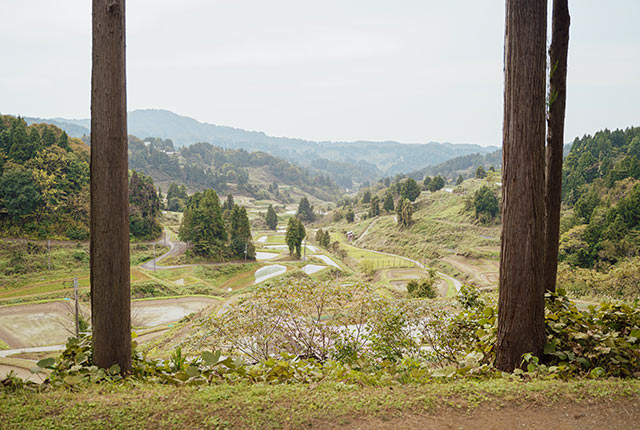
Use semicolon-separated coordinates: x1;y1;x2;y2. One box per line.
386;268;424;280
442;255;499;289
0;301;81;348
319;398;639;430
131;297;218;328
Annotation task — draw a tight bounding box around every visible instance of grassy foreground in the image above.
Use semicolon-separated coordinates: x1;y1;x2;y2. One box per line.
2;379;639;429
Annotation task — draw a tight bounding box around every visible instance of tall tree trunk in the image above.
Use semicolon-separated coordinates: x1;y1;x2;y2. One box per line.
90;0;131;373
544;0;570;293
495;0;548;372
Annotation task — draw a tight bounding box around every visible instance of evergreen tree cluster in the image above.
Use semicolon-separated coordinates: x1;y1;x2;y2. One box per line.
129;171;162;239
399;178;421;202
424;175;445;192
396;197;413;228
166;183;188;211
383;191;395;212
285;217;306;257
0;116;88;239
563;127;640;204
178;189;255;260
345;208;355;223
296;197;315;223
472;185;500;223
368;196;380;218
265;204;278;230
559;127;640;269
315;228;331;248
0;115;163;240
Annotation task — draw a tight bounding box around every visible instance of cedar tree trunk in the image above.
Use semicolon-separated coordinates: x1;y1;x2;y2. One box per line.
544;0;570;293
495;0;548;372
90;0;131;373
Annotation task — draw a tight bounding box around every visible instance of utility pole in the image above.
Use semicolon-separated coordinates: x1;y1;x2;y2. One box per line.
303;238;307;261
74;277;79;337
244;242;248;262
47;239;51;270
153;241;156;272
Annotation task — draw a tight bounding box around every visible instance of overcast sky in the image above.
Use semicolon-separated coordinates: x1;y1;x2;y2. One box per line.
1;1;638;146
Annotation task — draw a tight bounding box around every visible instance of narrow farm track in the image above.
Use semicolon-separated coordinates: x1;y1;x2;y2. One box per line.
140;233;190;270
346;239;462;293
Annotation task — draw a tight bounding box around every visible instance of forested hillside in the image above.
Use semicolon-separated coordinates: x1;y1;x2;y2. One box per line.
411;150;502;181
30;109;498;183
0;116;161;240
559;127;640;269
128;137;340;202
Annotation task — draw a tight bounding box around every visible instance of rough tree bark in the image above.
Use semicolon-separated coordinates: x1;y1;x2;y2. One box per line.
544;0;570;293
495;0;548;372
90;0;131;373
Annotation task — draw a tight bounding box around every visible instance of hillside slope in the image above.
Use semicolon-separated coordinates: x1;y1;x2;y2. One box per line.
128;137;340;203
29;109;498;180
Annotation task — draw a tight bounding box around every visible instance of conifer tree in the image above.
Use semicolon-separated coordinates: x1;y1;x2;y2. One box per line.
383;191;395;212
265;204;278;230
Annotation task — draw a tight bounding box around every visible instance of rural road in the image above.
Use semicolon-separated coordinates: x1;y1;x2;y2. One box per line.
140;231;190;270
346;239;462;293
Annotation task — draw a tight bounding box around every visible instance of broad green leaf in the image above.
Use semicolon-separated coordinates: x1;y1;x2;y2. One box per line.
37;357;55;368
64;375;84;385
202;350;221;366
108;364;121;375
576;357;590;368
185;366;200;378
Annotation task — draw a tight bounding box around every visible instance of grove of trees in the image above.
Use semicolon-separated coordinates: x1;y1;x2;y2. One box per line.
285;217;306;257
296;197;315;223
179;189;255;260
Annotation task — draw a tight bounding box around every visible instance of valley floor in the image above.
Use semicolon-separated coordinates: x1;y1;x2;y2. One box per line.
2;379;638;429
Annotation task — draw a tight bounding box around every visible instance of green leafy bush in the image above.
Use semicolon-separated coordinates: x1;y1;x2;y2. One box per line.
406;277;437;299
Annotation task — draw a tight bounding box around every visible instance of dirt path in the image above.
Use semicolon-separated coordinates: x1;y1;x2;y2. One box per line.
347;241;462;293
319;398;639;430
355;217;380;243
140;232;190;270
442;255;498;289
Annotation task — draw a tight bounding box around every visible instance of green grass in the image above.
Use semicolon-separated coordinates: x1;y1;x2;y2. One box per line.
265;235;285;244
0;242;167;300
1;379;639;429
0;339;9;350
446;279;457;298
338;241;415;269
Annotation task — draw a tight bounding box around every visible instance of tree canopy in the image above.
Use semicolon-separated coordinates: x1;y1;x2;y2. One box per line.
285;217;306;257
265;204;278;230
296;197;315;223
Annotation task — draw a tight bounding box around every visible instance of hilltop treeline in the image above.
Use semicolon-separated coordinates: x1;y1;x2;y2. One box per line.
559;127;640;269
129;138;340;202
0;115;162;240
408;150;502;183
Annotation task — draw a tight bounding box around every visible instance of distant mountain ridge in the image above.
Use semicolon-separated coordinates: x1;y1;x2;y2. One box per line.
25;109;498;179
